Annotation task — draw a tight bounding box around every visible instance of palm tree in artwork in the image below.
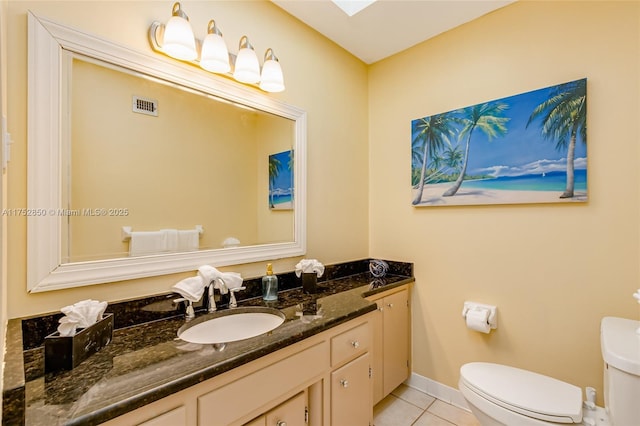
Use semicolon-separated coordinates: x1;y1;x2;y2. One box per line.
443;144;463;174
411;113;457;205
442;103;509;197
526;79;586;198
269;155;282;208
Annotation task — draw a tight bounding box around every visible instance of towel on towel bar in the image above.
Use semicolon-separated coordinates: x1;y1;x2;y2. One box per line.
129;230;168;256
178;229;200;252
129;228;200;256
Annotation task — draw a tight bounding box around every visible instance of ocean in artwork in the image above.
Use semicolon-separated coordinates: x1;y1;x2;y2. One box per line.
271;190;293;207
461;170;587;192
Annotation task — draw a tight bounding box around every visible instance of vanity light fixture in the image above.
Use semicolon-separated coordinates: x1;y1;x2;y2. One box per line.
200;20;230;73
149;2;285;92
259;48;285;93
160;2;197;61
233;36;261;84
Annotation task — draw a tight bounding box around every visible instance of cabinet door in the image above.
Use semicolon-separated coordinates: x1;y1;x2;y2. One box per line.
265;391;307;426
331;353;371;426
382;289;410;397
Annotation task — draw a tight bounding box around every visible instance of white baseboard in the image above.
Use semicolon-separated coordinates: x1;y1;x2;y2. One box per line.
404;372;472;412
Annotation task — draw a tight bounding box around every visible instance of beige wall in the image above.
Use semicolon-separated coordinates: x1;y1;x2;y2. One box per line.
256;114;295;245
1;0;8;414
369;0;639;403
5;0;369;317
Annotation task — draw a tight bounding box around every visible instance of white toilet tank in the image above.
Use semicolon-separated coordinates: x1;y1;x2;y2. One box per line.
600;317;640;426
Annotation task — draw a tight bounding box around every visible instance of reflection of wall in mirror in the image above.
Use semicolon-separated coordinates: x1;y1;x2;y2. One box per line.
258;115;295;245
67;58;293;262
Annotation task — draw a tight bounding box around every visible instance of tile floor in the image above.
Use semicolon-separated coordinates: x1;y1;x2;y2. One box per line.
373;384;481;426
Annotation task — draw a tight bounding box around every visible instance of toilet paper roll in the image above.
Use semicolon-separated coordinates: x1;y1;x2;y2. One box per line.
466;309;491;333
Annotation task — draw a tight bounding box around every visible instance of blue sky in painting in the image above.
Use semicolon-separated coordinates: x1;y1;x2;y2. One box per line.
413;79;587;178
270;150;293;193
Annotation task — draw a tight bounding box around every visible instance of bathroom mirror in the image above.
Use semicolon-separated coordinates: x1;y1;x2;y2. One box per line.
27;12;307;292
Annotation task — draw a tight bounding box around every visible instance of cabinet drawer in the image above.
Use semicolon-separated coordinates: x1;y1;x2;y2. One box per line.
330;321;370;367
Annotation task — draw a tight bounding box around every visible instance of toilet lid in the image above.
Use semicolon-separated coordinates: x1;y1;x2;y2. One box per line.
460;362;583;423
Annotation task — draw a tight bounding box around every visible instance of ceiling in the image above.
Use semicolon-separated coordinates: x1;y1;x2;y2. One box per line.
271;0;516;64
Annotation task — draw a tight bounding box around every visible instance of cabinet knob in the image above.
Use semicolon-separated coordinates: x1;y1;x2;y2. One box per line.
340;379;349;388
387;303;394;308
350;340;360;349
276;421;287;426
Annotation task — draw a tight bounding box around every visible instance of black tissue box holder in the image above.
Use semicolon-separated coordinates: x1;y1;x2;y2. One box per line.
302;273;319;294
44;313;114;373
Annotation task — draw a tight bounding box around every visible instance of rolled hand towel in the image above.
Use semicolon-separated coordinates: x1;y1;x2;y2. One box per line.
295;259;325;278
172;276;206;302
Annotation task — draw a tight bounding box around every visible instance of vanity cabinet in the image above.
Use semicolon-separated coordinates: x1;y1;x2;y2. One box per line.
367;285;411;404
102;313;374;426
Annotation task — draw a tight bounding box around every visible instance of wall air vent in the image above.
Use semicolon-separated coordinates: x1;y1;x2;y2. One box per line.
132;96;158;116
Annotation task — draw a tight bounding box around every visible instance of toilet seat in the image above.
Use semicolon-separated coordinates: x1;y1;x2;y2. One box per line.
460;362;583;424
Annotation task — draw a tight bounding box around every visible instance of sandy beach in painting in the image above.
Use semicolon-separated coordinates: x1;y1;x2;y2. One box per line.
272;200;294;209
414;182;587;206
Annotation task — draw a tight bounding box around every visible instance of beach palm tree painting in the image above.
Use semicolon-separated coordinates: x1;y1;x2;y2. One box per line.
269;150;294;210
411;78;587;206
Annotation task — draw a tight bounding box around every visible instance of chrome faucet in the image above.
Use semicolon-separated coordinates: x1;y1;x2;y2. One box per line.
206;278;229;312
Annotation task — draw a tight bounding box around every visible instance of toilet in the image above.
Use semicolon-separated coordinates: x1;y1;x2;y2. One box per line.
459;317;640;426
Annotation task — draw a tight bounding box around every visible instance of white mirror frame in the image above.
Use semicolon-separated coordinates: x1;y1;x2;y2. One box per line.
27;12;306;292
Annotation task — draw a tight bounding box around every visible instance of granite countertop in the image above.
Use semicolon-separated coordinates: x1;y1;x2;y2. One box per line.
3;263;413;426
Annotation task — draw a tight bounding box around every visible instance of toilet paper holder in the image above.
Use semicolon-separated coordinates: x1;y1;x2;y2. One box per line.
462;301;498;330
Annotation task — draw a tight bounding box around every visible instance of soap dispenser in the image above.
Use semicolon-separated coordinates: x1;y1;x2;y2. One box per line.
262;263;278;301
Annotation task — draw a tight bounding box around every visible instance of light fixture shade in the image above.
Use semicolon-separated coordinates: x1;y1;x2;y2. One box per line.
162;3;197;61
233;36;261;84
200;20;230;73
260;49;285;92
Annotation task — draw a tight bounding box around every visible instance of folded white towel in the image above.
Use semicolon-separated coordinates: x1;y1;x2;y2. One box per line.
129;231;167;256
295;259;325;278
57;299;108;336
172;276;206;302
220;272;244;290
198;265;244;292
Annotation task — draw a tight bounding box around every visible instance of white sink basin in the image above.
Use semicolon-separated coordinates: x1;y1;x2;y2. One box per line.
177;307;285;344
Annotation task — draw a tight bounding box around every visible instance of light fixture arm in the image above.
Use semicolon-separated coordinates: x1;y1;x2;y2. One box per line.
264;48;278;62
172;2;189;20
207;19;222;37
238;35;254;51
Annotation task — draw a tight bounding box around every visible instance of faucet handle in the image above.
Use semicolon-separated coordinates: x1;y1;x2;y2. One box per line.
228;286;246;308
173;298;195;320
